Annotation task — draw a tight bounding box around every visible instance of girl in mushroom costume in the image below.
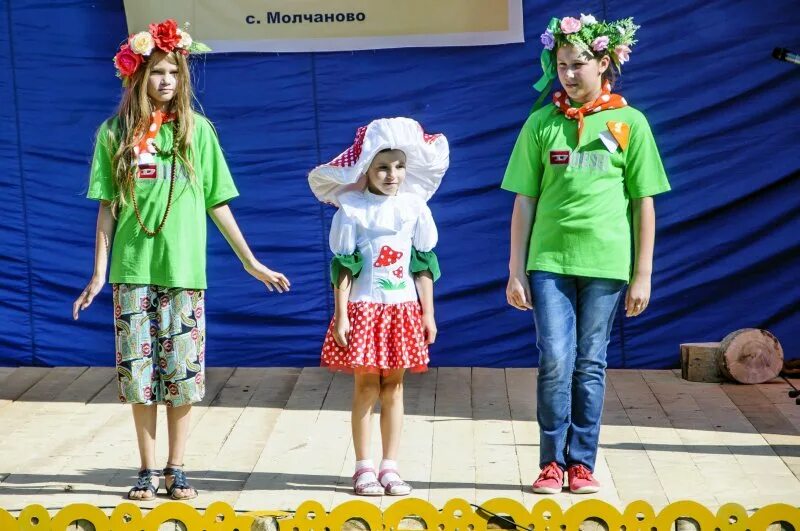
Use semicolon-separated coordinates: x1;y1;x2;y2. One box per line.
309;117;448;496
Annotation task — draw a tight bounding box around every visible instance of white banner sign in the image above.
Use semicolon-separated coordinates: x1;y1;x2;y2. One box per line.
123;0;524;53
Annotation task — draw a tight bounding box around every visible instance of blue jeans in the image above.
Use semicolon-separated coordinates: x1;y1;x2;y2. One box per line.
530;271;625;471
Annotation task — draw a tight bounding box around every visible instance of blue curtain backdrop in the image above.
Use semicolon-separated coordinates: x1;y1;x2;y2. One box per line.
1;0;798;367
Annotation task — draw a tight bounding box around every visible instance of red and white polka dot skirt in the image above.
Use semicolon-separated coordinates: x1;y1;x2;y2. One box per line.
321;301;429;375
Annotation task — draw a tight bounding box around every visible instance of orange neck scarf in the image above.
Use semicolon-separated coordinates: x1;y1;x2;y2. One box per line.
553;82;627;142
134;110;176;158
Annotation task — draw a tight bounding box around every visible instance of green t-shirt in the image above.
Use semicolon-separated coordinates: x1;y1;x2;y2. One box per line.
501;103;671;281
87;112;239;289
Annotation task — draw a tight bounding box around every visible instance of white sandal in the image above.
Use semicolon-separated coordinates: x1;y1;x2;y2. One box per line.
352;467;383;496
379;468;412;496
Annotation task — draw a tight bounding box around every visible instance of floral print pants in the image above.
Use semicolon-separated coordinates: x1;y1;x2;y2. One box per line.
113;284;206;407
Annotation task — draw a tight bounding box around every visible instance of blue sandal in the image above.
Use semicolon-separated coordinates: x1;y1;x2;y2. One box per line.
163;464;198;500
127;468;160;500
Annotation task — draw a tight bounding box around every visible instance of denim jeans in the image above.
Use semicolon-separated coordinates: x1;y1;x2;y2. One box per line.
530;270;625;471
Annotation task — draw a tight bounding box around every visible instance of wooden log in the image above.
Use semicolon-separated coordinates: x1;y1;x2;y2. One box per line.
252;516;280;531
719;328;783;384
676;518;700;531
579;518;609;531
680;342;724;383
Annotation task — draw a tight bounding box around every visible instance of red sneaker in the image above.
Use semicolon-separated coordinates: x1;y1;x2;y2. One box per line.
567;464;600;494
532;462;564;494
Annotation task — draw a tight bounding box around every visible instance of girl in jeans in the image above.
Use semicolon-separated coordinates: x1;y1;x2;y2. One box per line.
502;13;670;494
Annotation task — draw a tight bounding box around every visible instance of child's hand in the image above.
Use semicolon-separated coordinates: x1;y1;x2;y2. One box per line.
506;273;533;310
422;313;437;344
245;262;291;293
625;274;651;317
333;313;350;348
73;276;105;320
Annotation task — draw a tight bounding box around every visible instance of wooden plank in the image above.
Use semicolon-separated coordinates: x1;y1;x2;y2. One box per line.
723;383;800;436
0;376;127;509
0;367;53;405
590;441;622;507
185;367;269;453
235;368;335;511
12;367;115;460
4;368;800;513
0;366;95;493
0;369;238;511
194;368;301;508
0;368;92;474
176;367;275;504
16;367;88;402
299;371;355;510
429;367;475;507
598;372;664;508
6;417;123;508
720;382;800;501
57;367;116;403
757;379;800;443
0;367;16;383
680;378;800;508
609;370;716;509
472;368;522;504
640;370;760;509
92;374;124;403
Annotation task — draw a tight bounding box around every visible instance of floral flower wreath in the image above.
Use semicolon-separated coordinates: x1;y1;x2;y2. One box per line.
532;14;639;102
113;19;211;86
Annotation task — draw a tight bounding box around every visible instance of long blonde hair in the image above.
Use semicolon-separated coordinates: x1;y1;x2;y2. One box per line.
105;50;196;209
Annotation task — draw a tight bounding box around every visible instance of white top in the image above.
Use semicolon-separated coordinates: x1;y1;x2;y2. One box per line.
330;190;438;304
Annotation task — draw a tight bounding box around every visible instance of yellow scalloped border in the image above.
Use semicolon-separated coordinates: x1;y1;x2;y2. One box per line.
0;498;797;530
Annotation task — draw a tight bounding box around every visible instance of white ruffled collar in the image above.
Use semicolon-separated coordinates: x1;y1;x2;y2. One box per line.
339;191;417;235
364;189;397;203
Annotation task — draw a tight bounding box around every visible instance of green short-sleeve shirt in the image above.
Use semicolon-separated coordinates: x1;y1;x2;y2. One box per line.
87;113;239;289
501;103;671;281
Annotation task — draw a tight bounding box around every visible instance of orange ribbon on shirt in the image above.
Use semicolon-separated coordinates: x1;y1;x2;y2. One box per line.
606;120;630;151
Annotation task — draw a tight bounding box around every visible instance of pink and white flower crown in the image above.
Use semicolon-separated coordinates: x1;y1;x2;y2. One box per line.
532;14;640;95
113;19;210;85
540;14;639;67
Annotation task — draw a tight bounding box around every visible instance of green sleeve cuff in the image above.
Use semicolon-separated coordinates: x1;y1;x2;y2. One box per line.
410;248;441;282
330;251;363;286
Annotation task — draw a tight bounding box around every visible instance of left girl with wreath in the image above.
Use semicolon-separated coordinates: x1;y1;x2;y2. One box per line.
72;19;290;501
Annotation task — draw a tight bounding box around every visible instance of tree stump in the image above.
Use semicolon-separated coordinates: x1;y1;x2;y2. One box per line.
680;342;724;382
252;516;280;531
719;328;783;384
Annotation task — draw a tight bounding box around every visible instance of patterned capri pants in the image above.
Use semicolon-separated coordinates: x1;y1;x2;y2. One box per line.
113;284;206;407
